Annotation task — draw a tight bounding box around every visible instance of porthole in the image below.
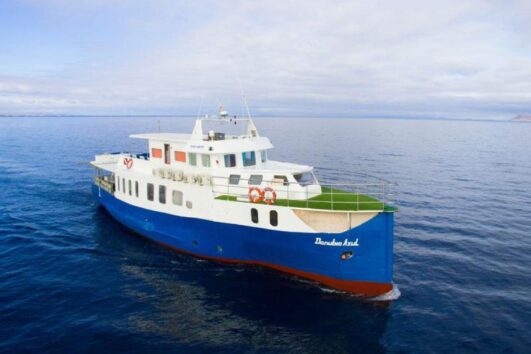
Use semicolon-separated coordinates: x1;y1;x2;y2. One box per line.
270;210;278;226
251;208;258;223
186;201;193;209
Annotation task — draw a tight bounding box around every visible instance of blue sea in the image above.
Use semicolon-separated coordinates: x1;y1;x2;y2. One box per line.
0;116;530;353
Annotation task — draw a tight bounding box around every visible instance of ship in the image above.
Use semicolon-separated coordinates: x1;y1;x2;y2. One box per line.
91;108;397;297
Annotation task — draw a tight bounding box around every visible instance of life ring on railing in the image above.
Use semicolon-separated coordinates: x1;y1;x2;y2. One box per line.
263;187;277;205
248;187;264;203
123;157;133;169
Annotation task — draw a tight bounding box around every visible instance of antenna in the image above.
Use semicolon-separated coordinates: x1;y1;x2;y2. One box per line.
196;95;204;120
237;75;252;119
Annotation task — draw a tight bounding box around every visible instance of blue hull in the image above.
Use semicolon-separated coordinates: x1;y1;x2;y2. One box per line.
92;184;394;296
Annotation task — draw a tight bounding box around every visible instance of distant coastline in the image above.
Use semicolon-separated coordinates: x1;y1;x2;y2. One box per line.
512;115;531;122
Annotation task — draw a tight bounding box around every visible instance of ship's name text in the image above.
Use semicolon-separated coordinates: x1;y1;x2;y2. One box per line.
314;237;359;247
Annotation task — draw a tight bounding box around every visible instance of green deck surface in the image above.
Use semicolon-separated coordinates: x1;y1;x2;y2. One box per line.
216;187;397;212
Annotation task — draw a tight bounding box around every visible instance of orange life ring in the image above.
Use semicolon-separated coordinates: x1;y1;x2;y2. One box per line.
248;187;264;203
123;157;133;169
263;187;277;205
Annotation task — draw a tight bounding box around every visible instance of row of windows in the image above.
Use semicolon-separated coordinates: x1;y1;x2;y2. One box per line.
228;174;288;186
153;147;267;168
251;208;278;227
117;177;139;197
146;183;191;208
116;178;191;209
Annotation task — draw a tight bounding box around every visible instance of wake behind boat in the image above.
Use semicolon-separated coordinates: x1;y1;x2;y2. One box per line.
91;108;397;297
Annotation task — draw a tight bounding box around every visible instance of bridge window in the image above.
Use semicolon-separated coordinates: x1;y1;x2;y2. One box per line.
159;185;166;204
261;150;267;163
294;172;316;186
172;190;183;206
251;208;258;223
248;175;263;185
202;154;211;167
188;153;197;166
242;151;256;166
229;174;240;185
224;154;236;167
270;210;278;226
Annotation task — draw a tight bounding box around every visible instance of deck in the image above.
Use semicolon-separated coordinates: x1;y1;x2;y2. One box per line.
216;187;397;212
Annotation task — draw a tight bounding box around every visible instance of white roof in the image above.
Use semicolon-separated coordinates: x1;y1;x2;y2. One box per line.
235;160;312;174
130;133;191;143
130;132;274;154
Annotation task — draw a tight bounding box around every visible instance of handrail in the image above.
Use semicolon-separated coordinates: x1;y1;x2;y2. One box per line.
211;176;396;212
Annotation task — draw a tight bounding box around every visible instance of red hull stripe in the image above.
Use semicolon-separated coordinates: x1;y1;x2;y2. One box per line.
149;237;392;297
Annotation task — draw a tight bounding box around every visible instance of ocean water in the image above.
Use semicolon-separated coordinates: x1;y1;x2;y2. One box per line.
0;116;530;353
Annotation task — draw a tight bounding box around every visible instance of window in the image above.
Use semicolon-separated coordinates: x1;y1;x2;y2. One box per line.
117;177;120;191
248;175;263;185
242;151;256;166
151;148;162;158
147;183;154;201
201;154;211;167
159;185;166;204
261;150;267;163
172;190;183;206
122;178;125;193
294;172;316;186
186;201;193;209
128;180;132;196
270;210;278;226
175;151;186;163
224;154;236;167
251;208;258;223
188;153;197;166
135;181;139;197
229;175;240;185
273;175;289;186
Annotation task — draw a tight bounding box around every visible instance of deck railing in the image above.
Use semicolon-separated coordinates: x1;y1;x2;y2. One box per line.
212;176;396;212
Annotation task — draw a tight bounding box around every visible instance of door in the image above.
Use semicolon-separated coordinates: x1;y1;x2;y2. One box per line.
164;144;171;164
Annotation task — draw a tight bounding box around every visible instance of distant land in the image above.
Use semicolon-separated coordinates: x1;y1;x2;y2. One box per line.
512;115;531;122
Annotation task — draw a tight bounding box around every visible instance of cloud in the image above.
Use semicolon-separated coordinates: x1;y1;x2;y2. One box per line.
1;0;531;118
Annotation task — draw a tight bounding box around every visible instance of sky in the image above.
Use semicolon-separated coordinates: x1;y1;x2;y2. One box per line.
1;0;530;119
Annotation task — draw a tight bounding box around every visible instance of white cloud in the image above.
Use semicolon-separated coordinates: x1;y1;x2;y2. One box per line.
1;0;531;118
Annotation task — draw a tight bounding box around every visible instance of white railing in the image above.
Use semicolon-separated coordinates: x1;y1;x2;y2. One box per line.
211;176;396;212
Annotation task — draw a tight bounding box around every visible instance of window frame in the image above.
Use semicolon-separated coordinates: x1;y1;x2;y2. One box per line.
201;154;211;167
251;208;259;223
188;153;197;166
224;154;236;167
159;185;166;204
147;183;154;201
172;190;183;206
242;151;256;167
270;210;278;226
261;150;267;163
248;175;263;186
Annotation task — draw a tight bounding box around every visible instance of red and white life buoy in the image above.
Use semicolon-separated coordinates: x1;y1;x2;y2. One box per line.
263;187;277;205
123;157;133;169
248;187;264;203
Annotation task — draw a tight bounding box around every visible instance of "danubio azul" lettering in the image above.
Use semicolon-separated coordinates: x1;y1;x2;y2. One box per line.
314;237;359;247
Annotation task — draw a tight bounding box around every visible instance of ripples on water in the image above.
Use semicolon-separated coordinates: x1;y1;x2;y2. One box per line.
0;116;530;353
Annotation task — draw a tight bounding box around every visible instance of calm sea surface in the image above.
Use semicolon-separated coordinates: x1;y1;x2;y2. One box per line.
0;116;530;353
